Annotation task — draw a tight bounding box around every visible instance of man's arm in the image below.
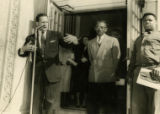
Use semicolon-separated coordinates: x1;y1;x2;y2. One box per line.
127;40;137;82
18;24;47;57
112;38;121;77
18;35;35;57
87;41;93;63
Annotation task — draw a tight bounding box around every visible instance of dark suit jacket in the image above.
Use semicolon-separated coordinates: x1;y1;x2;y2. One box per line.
18;30;64;82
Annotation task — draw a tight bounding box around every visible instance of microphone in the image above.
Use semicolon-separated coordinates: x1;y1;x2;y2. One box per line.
29;53;32;62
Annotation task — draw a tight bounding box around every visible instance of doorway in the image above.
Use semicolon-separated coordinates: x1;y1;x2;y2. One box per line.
61;9;127;114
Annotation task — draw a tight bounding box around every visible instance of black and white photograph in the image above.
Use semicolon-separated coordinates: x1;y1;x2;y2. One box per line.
0;0;160;114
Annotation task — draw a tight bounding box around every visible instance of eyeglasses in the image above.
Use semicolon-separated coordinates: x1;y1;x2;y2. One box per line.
96;26;107;29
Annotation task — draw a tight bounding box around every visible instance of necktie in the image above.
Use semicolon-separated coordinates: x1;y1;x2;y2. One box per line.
97;38;101;46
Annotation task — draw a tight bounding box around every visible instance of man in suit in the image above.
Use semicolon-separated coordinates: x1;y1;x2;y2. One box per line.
18;13;78;114
87;20;121;114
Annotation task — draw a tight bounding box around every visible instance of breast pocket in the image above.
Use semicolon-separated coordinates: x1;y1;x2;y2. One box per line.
48;41;58;51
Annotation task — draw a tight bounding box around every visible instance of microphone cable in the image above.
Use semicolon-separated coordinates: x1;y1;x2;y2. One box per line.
0;57;30;114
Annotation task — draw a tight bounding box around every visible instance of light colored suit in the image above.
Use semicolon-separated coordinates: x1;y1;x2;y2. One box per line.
88;34;121;83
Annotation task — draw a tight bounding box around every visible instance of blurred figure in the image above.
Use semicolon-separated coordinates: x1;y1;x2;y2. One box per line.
70;35;90;107
59;46;77;107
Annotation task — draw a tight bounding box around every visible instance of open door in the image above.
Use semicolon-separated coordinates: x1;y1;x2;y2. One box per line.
127;0;142;114
47;0;78;37
46;0;143;114
47;0;64;33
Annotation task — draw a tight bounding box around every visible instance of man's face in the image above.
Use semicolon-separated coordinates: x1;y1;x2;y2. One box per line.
95;22;107;36
143;15;157;32
38;16;49;32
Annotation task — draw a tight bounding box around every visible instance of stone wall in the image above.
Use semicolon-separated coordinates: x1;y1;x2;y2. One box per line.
0;0;47;114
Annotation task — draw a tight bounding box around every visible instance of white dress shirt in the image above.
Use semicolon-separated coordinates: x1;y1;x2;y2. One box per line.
96;34;105;46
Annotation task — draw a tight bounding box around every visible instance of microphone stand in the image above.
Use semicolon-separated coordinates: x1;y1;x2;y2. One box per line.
29;29;38;114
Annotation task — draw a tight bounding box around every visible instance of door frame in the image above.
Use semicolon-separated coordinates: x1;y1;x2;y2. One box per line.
46;1;143;114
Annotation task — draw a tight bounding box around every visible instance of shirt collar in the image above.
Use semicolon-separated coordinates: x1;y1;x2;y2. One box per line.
96;34;105;44
142;31;158;36
42;31;47;37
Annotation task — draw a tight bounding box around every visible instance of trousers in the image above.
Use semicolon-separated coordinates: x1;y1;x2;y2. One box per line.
32;62;61;114
131;67;155;114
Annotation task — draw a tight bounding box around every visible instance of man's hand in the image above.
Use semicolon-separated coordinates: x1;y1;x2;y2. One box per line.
63;33;79;45
126;76;132;84
21;41;36;52
81;57;88;63
67;58;78;66
150;68;160;82
34;25;45;38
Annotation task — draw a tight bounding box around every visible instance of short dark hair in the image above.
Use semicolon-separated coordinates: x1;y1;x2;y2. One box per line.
36;13;48;22
96;20;108;27
142;12;157;20
79;34;89;44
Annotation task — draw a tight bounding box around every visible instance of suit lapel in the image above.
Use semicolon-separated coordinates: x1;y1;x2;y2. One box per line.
46;30;50;44
96;34;107;60
91;38;99;58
